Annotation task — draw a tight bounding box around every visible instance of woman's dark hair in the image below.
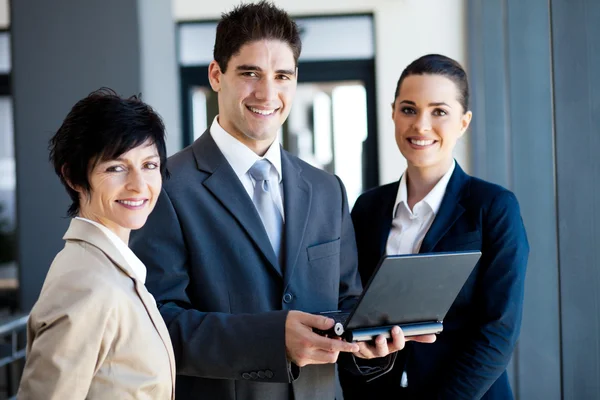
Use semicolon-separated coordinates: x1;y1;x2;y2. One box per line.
393;54;470;113
214;0;302;72
49;87;168;217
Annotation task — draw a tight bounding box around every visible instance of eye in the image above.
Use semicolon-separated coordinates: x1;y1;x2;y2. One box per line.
432;108;448;116
144;162;159;170
276;74;291;80
401;107;416;115
106;165;125;173
241;71;258;78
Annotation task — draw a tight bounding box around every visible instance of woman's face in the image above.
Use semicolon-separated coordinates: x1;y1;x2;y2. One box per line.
392;74;472;174
78;140;162;242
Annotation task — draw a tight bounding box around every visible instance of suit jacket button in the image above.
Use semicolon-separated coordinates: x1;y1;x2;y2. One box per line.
257;371;266;379
283;293;293;303
242;373;251;380
250;372;259;379
265;370;273;379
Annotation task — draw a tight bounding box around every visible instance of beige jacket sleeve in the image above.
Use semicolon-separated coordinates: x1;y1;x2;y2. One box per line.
17;271;119;400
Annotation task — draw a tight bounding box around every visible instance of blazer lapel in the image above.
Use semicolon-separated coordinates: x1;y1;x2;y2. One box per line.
64;219;177;393
193;131;281;276
280;151;311;287
64;219;137;279
133;283;177;395
377;182;400;257
419;163;470;253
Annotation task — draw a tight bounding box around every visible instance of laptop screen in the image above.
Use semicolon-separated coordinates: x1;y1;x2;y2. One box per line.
345;251;481;330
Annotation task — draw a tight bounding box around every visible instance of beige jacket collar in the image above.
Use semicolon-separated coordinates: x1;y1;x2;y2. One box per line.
62;218;176;397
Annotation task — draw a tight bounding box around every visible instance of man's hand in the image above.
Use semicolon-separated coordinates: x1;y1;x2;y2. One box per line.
285;311;360;367
353;326;437;359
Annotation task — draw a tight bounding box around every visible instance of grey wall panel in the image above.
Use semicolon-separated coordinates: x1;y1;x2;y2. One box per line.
468;1;561;398
12;0;141;310
551;0;600;398
505;1;562;398
469;0;511;188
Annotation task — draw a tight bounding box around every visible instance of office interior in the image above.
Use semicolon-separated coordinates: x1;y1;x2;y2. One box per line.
0;0;597;399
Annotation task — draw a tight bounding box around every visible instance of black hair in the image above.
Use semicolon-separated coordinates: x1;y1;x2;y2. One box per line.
393;54;469;112
214;0;302;72
49;87;168;217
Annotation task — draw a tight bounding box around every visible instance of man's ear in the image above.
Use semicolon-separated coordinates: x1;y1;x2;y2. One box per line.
459;110;473;137
208;60;223;93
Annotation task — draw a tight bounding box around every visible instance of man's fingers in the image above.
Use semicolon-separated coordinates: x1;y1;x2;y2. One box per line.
298;312;334;330
388;326;406;352
313;335;359;353
406;333;437;343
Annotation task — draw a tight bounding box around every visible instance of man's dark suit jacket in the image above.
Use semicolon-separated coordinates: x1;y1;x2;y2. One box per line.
130;131;366;400
339;162;529;400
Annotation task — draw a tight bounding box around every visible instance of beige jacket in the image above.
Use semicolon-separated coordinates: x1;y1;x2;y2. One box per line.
17;218;176;399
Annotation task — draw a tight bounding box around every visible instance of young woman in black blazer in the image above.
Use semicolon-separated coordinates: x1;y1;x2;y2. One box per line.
339;54;529;400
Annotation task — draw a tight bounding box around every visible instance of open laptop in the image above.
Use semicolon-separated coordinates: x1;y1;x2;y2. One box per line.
314;250;482;342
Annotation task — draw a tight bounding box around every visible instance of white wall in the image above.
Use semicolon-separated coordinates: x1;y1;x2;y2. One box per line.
138;1;182;156
173;0;468;185
0;0;8;29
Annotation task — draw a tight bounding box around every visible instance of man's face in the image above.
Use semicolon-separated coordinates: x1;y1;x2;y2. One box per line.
208;39;298;155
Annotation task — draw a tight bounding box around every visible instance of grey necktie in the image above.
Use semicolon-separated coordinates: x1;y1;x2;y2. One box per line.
249;159;283;259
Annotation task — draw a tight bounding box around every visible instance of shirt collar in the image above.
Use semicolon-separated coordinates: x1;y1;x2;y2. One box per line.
209;116;282;183
392;160;456;217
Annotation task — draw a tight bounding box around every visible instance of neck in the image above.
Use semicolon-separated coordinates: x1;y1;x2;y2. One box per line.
405;160;453;209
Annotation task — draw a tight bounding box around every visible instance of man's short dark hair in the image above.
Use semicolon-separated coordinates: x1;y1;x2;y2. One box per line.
214;0;302;72
49;87;168;217
393;54;470;113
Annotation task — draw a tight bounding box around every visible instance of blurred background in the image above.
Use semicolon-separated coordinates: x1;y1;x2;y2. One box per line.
0;0;598;398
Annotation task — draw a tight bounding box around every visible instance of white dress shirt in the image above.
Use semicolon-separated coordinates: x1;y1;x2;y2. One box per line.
75;217;147;283
209;116;285;220
385;161;456;256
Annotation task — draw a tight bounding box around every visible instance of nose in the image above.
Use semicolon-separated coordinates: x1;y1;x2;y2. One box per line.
126;169;145;192
254;78;277;102
413;113;432;134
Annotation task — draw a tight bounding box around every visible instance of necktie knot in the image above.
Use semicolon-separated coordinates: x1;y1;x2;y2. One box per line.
249;159;272;182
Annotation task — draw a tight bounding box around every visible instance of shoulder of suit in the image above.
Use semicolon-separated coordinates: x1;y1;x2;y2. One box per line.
43;241;132;295
284;152;342;190
30;243;124;329
463;174;518;207
165;144;196;172
355;181;398;204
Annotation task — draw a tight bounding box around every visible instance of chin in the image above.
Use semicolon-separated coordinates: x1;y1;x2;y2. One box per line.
123;217;149;231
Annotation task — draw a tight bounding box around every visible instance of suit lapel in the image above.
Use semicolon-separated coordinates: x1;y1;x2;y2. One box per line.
193;131;281;276
64;219;177;393
280;151;311;287
419;163;470;253
64;219;137;280
377;181;400;257
132;282;177;395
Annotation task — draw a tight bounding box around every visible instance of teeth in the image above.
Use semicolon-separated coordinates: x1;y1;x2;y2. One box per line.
410;139;435;146
248;106;276;116
119;200;144;207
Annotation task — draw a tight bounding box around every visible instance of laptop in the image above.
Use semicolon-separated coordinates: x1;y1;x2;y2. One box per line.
314;250;482;342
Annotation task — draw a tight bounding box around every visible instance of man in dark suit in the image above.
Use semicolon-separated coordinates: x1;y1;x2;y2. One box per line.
130;2;432;399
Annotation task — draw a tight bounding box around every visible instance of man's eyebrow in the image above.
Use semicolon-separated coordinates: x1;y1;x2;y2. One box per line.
236;65;261;71
276;69;296;75
235;65;296;76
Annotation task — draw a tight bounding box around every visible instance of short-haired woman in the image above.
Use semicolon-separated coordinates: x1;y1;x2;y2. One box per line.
17;88;175;400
